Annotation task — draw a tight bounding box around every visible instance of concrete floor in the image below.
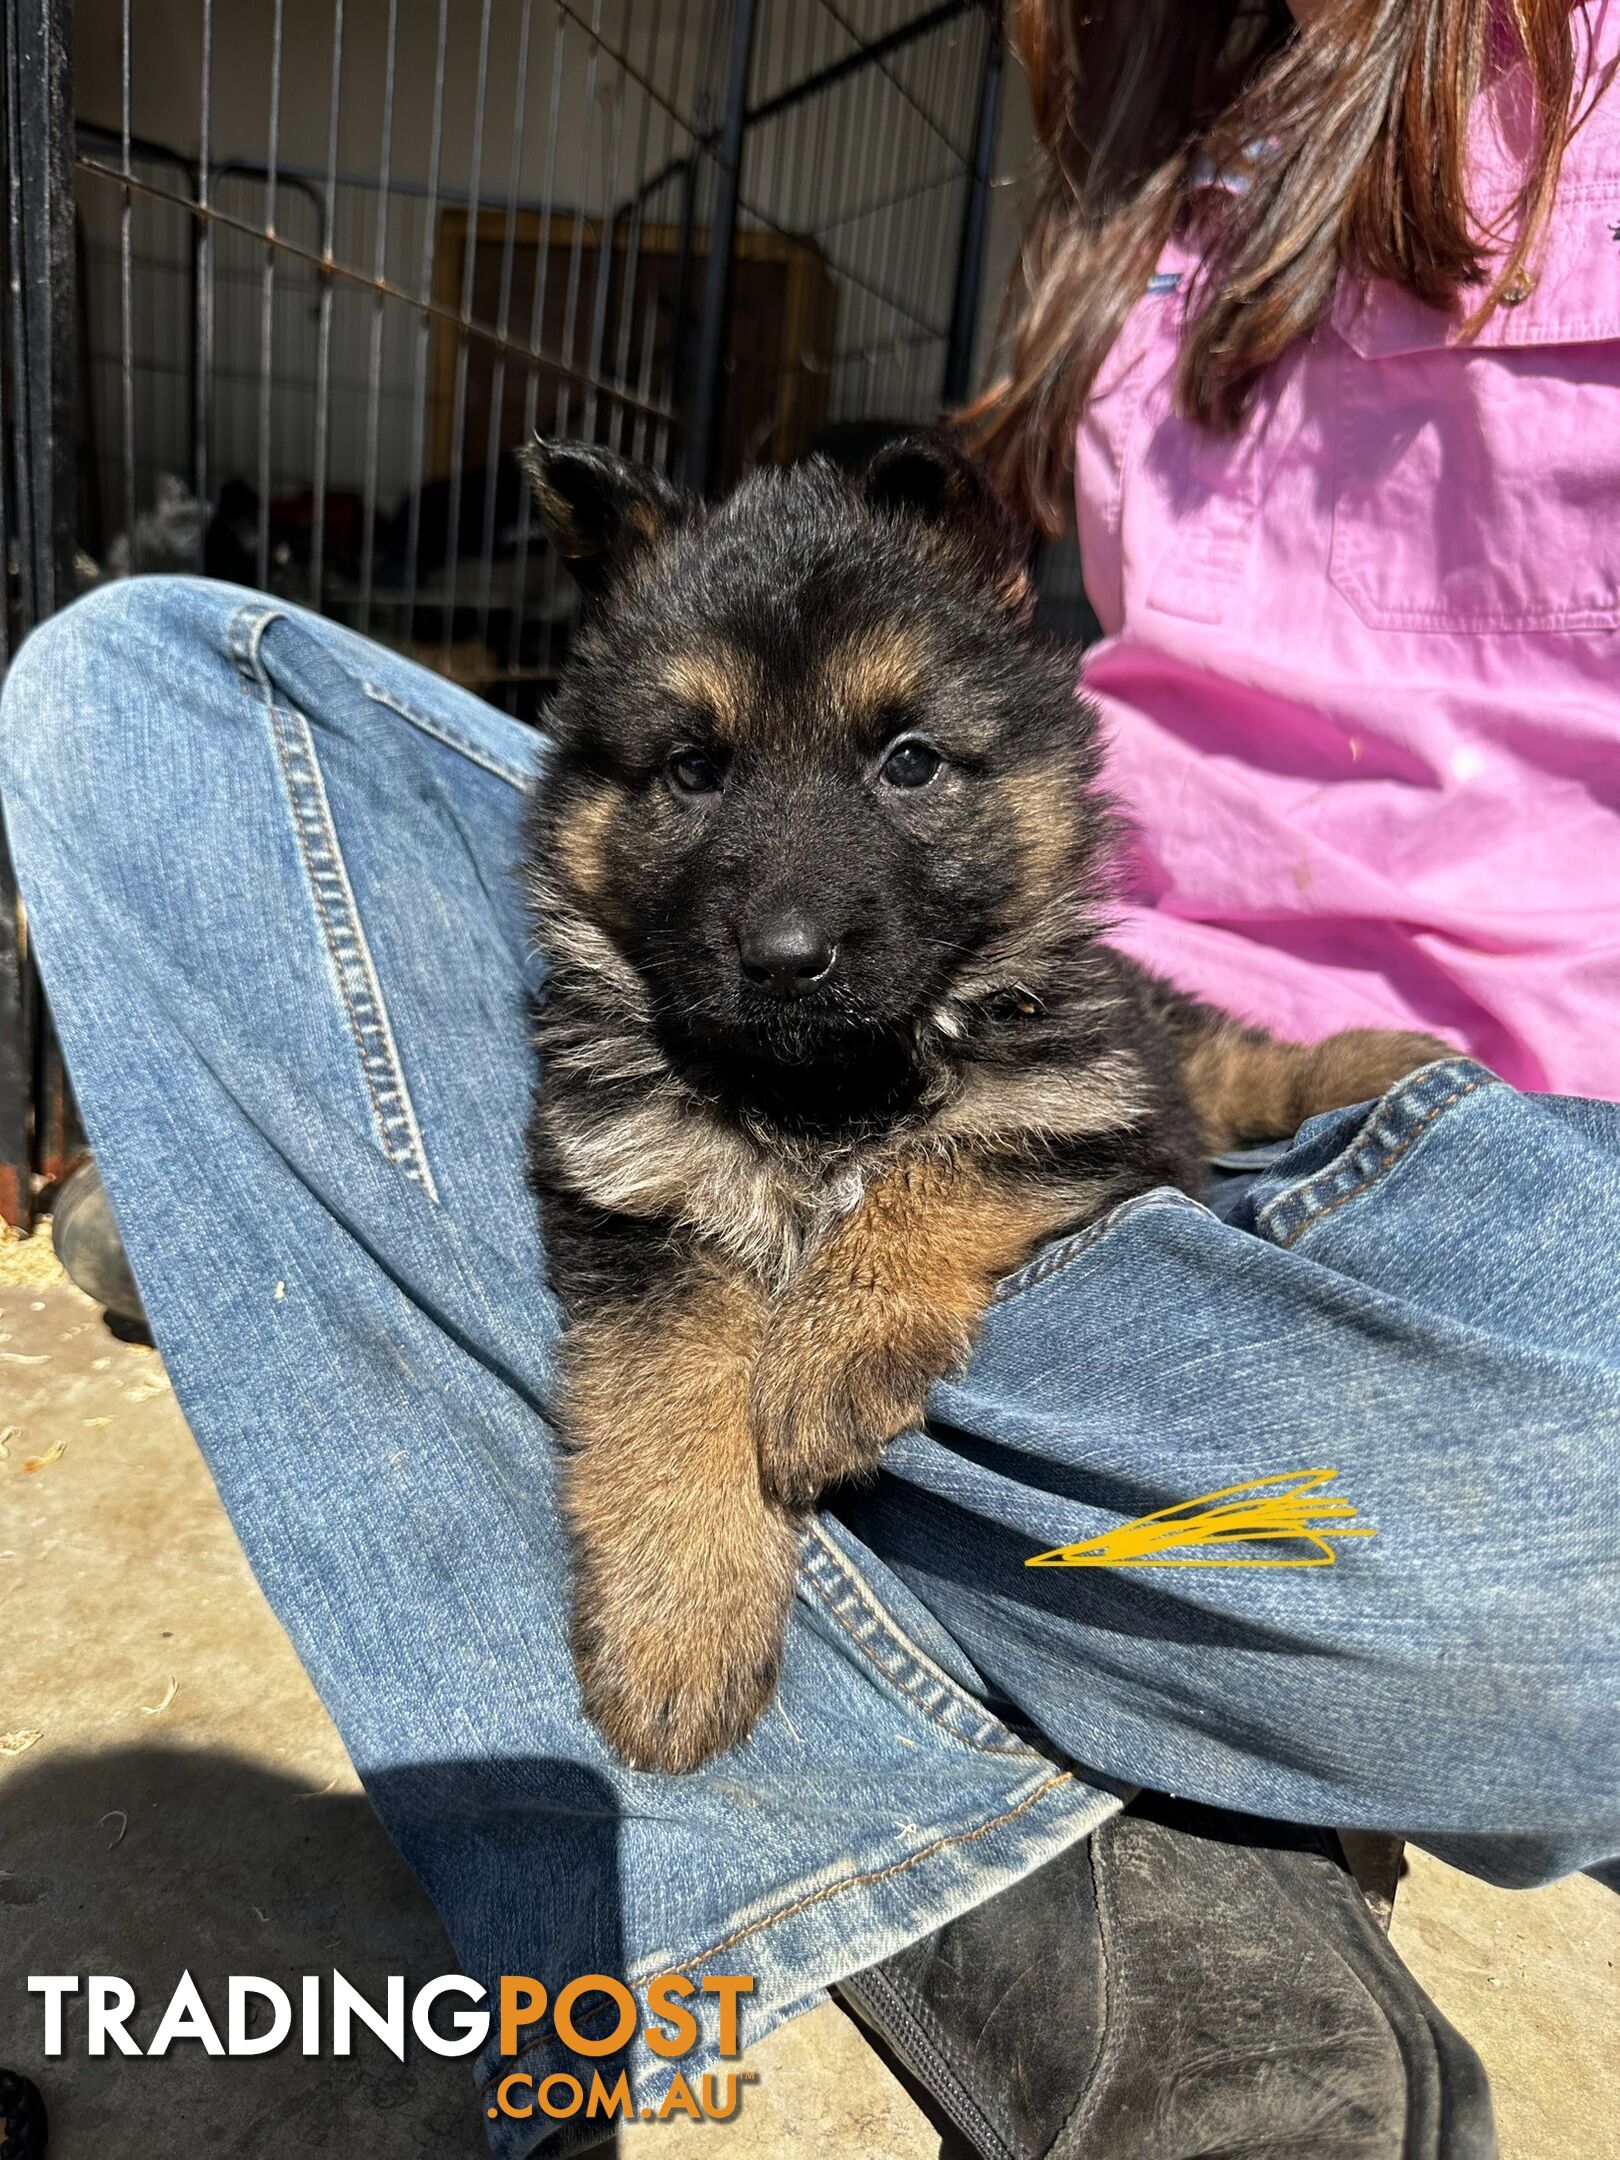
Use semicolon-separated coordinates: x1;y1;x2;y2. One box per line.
3;1242;1616;2158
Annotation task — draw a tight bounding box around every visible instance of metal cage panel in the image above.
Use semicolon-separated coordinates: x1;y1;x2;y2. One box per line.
0;0;1004;1227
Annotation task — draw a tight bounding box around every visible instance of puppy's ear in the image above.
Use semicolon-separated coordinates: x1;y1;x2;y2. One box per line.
862;431;1033;616
521;438;688;600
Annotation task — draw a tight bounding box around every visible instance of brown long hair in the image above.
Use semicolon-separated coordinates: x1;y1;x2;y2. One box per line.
965;0;1593;532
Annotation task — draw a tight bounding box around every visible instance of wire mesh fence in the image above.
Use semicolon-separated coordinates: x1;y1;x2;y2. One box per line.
69;0;1000;706
0;0;1005;1226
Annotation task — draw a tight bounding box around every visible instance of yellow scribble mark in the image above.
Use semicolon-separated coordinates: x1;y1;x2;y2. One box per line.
1026;1468;1376;1570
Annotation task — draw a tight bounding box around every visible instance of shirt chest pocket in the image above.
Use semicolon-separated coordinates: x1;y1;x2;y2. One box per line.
1329;202;1620;634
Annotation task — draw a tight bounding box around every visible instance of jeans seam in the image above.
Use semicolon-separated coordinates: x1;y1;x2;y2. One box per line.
1260;1069;1496;1251
800;1520;1047;1759
635;1769;1076;1990
361;679;535;789
478;1766;1078;2095
993;1188;1210;1306
233;605;442;1204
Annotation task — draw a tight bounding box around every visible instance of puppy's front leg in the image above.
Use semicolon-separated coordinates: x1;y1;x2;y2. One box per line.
562;1263;801;1773
753;1156;1077;1515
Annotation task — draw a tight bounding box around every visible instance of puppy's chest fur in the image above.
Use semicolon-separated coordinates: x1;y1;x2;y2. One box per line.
533;990;1184;1300
544;1074;874;1287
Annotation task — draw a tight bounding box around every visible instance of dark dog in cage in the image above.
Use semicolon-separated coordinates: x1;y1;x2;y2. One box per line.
519;430;1446;1773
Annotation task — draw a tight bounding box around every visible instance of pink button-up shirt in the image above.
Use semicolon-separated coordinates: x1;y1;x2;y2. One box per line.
1083;3;1620;1097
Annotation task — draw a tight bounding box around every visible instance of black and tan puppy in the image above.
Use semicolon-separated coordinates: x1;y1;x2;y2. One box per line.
521;432;1443;1774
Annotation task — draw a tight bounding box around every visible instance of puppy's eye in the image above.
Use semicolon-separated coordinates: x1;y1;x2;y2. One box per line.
667;748;723;796
879;738;942;790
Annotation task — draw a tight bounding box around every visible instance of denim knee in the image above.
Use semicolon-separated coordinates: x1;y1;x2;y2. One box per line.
0;577;260;879
0;576;234;808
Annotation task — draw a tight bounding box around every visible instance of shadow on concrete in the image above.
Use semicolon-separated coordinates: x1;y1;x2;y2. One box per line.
0;1742;623;2158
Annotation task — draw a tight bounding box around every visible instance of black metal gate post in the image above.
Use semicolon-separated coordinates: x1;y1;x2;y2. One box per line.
6;0;77;622
682;0;757;496
942;3;1004;411
0;829;28;1229
0;0;77;1228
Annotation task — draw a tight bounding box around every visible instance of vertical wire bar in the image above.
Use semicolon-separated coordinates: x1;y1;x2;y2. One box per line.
609;0;665;455
400;0;451;648
630;269;658;464
356;0;399;631
309;0;345;611
1;0;77;1226
579;58;626;445
684;0;758;491
664;7;714;447
440;0;495;667
935;18;975;292
854;48;883;411
772;1;819;460
899;23;956;410
942;5;1001;406
932;11;980;392
504;3;569;677
823;4;862;419
803;2;840;425
639;0;697;470
255;0;286;588
826;43;863;417
747;4;791;463
891;20;945;393
6;0;75;623
119;0;134;566
4;2;37;631
474;0;535;650
868;33;915;393
893;23;936;330
194;0;213;512
896;19;955;409
755;6;787;239
0;0;34;1225
551;8;602;443
0;127;9;669
0;0;25;1227
887;22;941;388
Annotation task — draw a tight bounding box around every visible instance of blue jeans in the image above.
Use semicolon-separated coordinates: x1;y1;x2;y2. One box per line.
3;578;1617;2151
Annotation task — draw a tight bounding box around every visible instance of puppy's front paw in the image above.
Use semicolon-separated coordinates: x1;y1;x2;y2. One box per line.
754;1319;961;1515
564;1445;803;1775
570;1575;783;1773
753;1366;905;1514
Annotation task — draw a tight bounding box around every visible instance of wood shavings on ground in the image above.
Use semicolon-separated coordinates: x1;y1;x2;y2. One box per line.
100;1809;128;1849
139;1675;179;1718
21;1439;66;1473
0;1730;42;1756
0;1221;68;1291
83;1416;113;1429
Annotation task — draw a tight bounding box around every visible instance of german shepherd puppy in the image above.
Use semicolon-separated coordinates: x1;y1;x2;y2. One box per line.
520;432;1443;1775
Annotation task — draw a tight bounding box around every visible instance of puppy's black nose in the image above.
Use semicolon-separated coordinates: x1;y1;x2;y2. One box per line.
736;915;836;998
